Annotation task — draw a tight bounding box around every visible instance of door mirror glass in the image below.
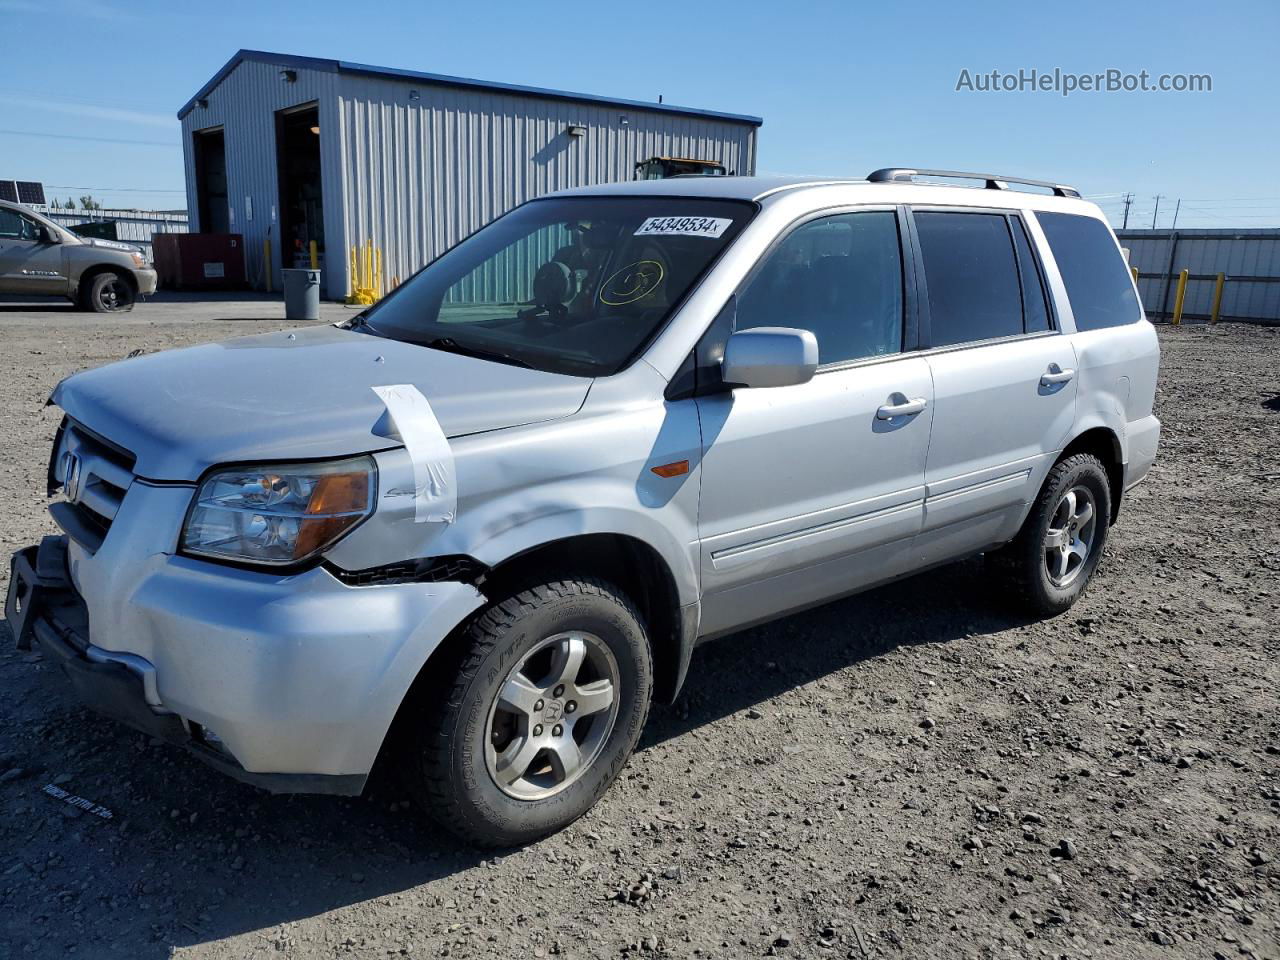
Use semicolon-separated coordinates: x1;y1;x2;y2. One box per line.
721;327;818;389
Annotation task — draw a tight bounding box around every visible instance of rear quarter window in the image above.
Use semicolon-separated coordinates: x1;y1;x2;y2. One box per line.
1036;212;1141;332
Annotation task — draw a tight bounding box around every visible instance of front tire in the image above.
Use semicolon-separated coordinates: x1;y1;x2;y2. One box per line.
410;578;652;847
81;271;135;313
995;453;1112;616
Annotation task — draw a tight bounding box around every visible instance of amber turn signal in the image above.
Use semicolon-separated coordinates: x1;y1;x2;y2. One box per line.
650;460;690;478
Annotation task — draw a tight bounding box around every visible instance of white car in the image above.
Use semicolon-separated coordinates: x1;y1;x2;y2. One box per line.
8;168;1159;846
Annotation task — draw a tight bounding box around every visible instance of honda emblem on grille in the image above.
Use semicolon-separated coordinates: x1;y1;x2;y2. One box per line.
63;452;83;503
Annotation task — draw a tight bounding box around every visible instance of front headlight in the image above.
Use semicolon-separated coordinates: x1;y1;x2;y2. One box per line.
130;252;147;268
182;456;375;566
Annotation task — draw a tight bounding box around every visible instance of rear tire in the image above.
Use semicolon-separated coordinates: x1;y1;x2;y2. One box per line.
409;578;652;848
993;453;1112;616
80;271;134;313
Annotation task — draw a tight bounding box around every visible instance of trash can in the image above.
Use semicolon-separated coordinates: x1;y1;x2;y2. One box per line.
282;269;321;322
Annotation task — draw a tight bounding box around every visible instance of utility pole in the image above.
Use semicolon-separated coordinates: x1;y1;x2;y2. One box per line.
1121;192;1133;229
1151;195;1163;229
1170;198;1182;230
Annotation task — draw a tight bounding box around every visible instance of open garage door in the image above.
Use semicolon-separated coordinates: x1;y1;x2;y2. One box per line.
193;127;229;234
276;103;325;270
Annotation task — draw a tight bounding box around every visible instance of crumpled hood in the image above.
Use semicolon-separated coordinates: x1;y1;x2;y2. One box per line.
52;325;592;482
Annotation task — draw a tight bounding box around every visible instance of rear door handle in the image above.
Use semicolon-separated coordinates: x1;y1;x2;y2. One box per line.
876;397;927;420
1040;366;1075;386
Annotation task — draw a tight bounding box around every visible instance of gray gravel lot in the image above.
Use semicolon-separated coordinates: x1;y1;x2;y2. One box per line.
1;295;1277;959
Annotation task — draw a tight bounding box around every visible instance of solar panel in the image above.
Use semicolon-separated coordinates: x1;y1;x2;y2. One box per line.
16;181;46;205
0;181;17;203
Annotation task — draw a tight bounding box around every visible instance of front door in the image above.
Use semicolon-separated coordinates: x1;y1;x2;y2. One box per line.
0;207;65;295
695;209;933;637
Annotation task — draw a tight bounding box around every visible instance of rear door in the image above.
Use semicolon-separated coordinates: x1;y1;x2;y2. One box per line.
909;208;1078;562
695;208;934;636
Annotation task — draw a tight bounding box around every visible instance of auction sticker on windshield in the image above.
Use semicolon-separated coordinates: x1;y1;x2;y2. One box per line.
634;216;733;238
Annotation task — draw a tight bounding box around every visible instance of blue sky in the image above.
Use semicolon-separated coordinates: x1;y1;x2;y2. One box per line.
1;0;1276;228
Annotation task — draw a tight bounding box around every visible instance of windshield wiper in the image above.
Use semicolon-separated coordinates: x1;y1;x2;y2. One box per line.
421;337;534;369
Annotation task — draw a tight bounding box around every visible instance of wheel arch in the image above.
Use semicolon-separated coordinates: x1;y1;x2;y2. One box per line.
478;533;691;705
75;263;137;303
370;530;693;792
1058;426;1124;523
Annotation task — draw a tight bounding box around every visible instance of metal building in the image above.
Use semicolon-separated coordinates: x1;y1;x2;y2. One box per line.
178;50;762;300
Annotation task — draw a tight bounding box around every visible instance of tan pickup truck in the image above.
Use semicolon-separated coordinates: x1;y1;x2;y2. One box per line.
0;199;157;312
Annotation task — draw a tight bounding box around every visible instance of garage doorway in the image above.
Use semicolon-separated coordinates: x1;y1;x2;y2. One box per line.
193;127;230;233
275;103;325;269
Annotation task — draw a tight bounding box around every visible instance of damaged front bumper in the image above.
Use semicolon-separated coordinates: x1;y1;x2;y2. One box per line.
7;532;485;795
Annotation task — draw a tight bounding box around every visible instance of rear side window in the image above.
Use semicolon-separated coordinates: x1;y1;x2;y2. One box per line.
915;212;1023;346
1037;212;1140;331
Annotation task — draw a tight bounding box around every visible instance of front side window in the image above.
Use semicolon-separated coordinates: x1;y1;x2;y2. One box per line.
737;211;904;364
359;197;754;376
915;211;1024;346
1036;211;1141;332
0;208;39;241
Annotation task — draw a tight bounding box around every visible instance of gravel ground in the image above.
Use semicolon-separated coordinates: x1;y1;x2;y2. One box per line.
0;298;1276;960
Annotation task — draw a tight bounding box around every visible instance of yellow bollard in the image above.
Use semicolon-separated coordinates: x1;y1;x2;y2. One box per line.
345;241;380;305
1171;268;1189;325
263;236;272;294
309;240;318;271
1130;266;1139;286
1210;272;1225;324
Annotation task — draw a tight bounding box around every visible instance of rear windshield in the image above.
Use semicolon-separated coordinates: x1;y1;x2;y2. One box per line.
359;196;755;376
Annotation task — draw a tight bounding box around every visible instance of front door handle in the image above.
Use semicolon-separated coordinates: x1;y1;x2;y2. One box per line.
1040;365;1075;386
876;396;927;420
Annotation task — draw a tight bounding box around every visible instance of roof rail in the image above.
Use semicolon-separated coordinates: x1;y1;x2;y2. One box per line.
867;167;1080;199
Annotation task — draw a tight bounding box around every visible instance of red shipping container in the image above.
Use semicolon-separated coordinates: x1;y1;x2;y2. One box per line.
153;234;246;290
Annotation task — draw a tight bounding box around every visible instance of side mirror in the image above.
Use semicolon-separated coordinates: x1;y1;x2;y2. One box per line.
721;327;818;389
39;226;61;245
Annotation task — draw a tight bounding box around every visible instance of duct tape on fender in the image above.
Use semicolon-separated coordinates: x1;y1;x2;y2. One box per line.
371;384;457;523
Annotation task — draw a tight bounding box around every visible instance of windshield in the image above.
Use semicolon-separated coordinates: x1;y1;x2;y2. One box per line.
358;196;755;376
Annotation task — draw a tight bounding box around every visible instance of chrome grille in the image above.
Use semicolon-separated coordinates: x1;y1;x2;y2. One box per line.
49;418;137;549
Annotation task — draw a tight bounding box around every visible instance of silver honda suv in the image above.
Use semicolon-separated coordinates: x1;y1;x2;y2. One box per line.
7;168;1160;846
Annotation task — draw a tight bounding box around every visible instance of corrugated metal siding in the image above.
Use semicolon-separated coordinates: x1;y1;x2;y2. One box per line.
1118;228;1280;323
334;74;757;300
180;59;344;293
444;223;575;304
181;58;758;300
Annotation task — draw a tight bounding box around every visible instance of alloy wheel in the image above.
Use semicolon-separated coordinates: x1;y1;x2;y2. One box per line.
1043;484;1097;588
484;631;620;801
98;277;128;311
